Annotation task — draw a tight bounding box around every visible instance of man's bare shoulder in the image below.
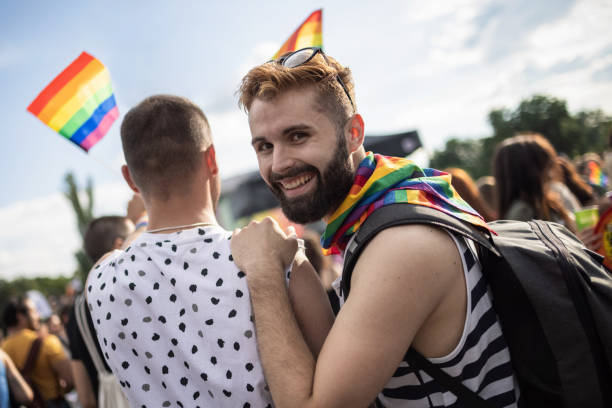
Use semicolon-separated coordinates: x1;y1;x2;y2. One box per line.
350;223;462;298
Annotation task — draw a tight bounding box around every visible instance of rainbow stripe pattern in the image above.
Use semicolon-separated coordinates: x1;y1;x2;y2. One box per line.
27;52;118;152
272;9;322;60
321;152;492;255
587;160;608;188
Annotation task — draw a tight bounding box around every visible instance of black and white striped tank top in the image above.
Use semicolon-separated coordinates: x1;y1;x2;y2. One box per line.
336;233;520;407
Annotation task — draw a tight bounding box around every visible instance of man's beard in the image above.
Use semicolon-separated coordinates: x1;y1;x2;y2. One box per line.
267;138;355;224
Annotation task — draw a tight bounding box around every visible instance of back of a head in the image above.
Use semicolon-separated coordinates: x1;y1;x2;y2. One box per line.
84;216;133;263
445;168;497;222
238;50;355;130
121;95;212;200
2;298;25;330
493;132;558;218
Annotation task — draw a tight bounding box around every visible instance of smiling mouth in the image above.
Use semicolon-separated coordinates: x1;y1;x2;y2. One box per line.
278;173;314;190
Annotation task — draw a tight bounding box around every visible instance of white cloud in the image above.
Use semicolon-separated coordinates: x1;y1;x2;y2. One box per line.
0;182;133;280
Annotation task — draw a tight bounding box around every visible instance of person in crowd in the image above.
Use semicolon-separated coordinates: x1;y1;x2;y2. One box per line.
557;156;595;207
0;348;33;407
476;176;498;214
2;297;73;408
444;167;498;222
576;152;609;197
231;47;520;407
493;132;576;231
86;95;333;407
66;215;136;408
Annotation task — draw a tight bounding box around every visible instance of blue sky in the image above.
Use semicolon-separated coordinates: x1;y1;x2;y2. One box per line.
1;0;612;279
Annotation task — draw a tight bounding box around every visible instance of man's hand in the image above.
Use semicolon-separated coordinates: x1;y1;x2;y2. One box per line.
231;217;298;277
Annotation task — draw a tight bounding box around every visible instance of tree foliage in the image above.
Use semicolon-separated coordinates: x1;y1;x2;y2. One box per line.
64;172;95;283
431;95;612;180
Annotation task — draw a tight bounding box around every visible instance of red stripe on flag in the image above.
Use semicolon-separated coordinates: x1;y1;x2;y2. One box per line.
27;52;95;116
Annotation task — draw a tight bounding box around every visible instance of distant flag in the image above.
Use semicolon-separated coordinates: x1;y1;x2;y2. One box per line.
587;160;608;188
272;9;323;60
27;52;118;152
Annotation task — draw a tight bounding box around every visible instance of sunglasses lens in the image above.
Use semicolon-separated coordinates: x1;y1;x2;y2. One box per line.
282;48;316;68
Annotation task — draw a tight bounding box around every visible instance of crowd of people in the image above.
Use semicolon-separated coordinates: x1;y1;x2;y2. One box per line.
2;47;611;408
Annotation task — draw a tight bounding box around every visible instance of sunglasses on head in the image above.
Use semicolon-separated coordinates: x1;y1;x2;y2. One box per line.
274;47;356;113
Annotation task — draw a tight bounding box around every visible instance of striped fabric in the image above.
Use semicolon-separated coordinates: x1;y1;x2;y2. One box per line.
376;234;520;407
272;9;322;60
321;152;492;255
27;51;118;151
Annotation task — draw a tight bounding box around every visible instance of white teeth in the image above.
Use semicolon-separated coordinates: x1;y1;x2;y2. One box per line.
281;174;313;190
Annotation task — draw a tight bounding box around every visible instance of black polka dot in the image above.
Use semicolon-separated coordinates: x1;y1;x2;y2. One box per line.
121;361;129;369
162;365;169;374
246;383;254;392
216;278;223;287
238;271;246;278
200;372;208;381
171;338;178;346
180;377;188;386
145;296;152;304
189;284;197;292
211;297;219;305
192;345;198;354
211;356;217;365
217;339;224;348
236;289;244;297
226;370;232;379
228;309;237;318
164;258;171;265
183;262;189;270
201;268;208;276
234;342;240;351
245;363;254;371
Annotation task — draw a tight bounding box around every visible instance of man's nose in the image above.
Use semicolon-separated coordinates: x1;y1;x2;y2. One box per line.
271;145;296;175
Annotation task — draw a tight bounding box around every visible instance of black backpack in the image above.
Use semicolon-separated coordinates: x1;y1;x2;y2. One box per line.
341;204;612;408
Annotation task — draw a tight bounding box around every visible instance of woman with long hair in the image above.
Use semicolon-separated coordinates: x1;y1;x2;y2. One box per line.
493;132;575;231
444;167;498;222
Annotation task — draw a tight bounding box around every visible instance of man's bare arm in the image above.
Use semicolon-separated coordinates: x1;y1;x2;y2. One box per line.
232;220;463;408
52;357;74;392
288;251;335;357
1;349;33;404
71;360;97;408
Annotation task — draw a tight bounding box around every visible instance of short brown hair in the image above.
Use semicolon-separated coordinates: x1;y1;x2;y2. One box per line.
238;52;355;129
121;95;211;199
84;216;133;262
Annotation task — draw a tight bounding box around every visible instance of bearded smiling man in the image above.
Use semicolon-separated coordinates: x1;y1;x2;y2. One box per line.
231;47;521;408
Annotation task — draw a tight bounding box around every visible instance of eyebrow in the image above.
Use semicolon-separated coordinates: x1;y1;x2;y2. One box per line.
251;124;314;147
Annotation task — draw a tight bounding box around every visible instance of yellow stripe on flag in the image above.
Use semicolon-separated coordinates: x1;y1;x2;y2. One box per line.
47;69;111;131
37;59;106;124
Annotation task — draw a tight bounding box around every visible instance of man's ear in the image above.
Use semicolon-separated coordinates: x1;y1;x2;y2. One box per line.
204;145;219;176
112;237;124;250
121;165;140;193
346;114;365;153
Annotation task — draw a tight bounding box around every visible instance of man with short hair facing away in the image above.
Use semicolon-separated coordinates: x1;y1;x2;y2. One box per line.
231;48;520;407
86;95;333;408
2;297;73;408
66;215;135;408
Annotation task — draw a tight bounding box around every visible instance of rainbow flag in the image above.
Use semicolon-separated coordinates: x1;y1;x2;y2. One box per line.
27;52;118;152
588;160;608;188
272;9;322;60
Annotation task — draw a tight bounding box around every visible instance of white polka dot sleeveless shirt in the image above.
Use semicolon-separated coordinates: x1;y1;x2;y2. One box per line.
87;225;272;408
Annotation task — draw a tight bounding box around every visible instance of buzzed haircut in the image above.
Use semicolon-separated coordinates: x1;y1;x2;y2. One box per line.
238;52;355;130
84;216;133;263
121;95;212;199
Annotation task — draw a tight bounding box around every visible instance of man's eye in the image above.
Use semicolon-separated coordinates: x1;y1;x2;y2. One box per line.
291;132;307;142
257;143;272;153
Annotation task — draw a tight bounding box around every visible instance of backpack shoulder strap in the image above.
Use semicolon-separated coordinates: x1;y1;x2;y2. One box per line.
341;203;499;296
340;203;498;407
75;294;111;375
404;349;493;408
22;336;44;375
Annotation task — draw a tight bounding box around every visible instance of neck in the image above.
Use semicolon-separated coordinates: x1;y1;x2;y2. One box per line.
322;147;366;224
145;192;218;233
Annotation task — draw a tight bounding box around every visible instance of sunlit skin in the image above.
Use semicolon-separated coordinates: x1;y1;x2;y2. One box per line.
248;86;364;223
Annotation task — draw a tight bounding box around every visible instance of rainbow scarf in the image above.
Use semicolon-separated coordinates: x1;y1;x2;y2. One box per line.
321;152;491;255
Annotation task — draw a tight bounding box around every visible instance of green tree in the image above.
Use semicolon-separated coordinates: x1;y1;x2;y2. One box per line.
429;138;488;178
430;95;612;180
64;172;95;283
